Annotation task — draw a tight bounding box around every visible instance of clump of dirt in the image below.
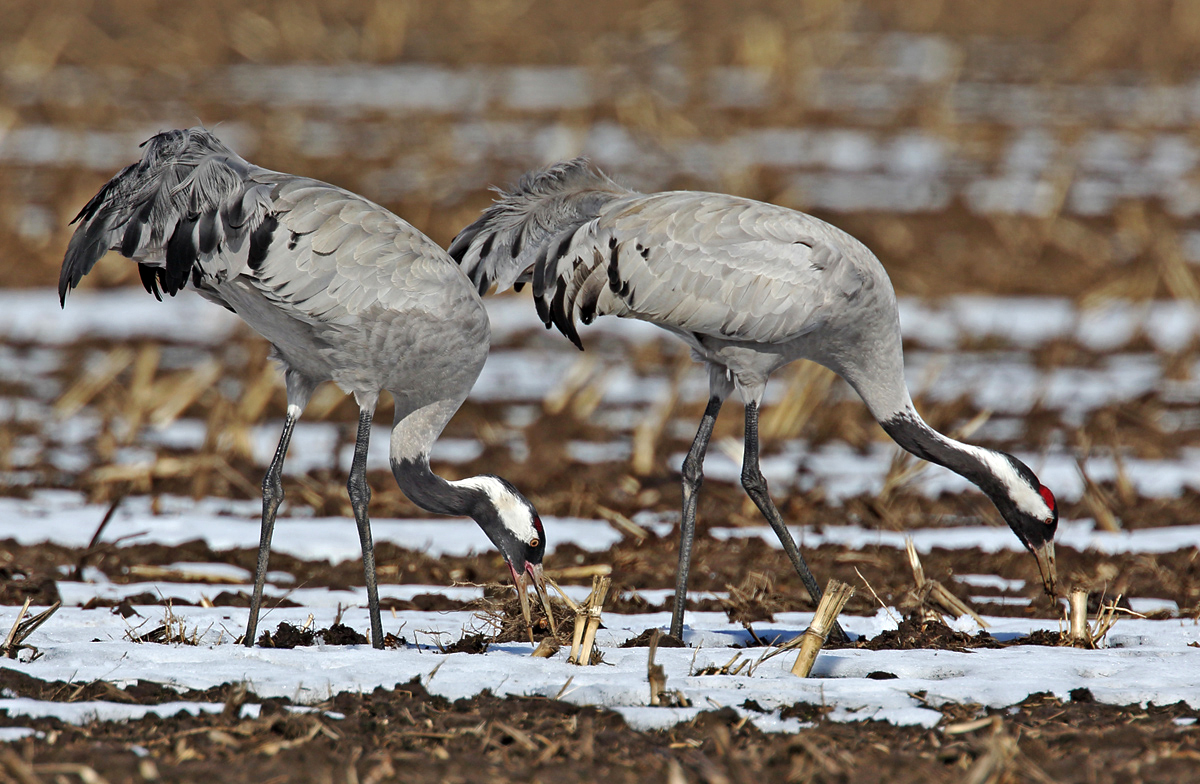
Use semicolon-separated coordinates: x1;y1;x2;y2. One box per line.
0;567;60;606
378;593;464;612
257;622;315;648
209;591;302;609
319;623;368;646
439;633;489;654
857;616;1003;652
1018;629;1067;646
858;616;1080;651
619;629;685;648
83;594;161;611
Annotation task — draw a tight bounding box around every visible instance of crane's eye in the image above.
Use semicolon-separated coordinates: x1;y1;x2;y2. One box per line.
529;537;540;548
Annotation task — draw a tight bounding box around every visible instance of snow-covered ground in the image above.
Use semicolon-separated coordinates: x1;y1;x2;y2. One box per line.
6;602;1200;734
3;490;1200;734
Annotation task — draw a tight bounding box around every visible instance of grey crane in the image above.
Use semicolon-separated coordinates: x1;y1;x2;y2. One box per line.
59;128;554;649
450;158;1059;641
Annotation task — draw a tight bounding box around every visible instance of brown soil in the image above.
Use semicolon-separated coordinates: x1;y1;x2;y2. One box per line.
6;532;1198;620
257;622;316;649
1;669;1197;784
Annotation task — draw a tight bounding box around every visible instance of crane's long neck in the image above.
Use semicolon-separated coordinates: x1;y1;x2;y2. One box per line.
878;407;998;493
825;328;1002;497
388;398;483;518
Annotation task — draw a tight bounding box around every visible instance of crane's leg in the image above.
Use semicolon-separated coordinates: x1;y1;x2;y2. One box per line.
245;406;300;647
670;396;723;640
740;401;848;644
348;406;384;649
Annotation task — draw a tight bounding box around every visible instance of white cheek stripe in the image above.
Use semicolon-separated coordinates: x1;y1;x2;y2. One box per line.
972;447;1051;519
451;476;538;542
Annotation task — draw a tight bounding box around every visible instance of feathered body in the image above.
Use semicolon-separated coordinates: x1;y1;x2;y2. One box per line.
451;159;1059;638
62;129;487;421
60;129;551;648
451;161;906;417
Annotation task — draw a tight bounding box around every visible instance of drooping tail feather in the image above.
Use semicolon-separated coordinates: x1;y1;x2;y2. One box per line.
448;158;631;295
59;127;272;306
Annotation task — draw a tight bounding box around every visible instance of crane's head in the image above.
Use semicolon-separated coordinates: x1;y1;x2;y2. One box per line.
464;475;553;629
980;452;1059;597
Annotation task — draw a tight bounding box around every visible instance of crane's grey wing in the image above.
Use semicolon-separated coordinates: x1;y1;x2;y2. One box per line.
60;126;468;327
449;158;631;295
248;179;470;326
60;127;277;305
532;191;875;346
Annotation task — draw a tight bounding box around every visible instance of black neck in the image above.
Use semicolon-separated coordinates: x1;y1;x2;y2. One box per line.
390;456;481;518
879;410;994;493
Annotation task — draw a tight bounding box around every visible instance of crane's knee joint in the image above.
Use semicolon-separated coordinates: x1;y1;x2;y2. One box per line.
681;454;704;488
740;468;767;496
347;475;371;509
262;471;284;505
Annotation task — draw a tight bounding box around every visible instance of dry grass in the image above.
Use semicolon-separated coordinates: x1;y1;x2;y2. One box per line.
124;603;209;646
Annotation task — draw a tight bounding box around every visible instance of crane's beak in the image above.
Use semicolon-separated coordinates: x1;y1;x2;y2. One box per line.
1032;540;1057;598
527;563;557;635
509;562;557;639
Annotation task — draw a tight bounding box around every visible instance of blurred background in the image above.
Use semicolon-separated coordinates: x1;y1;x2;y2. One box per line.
3;0;1200;602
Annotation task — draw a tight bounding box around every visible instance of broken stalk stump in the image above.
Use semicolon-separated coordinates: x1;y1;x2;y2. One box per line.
647;629;690;707
579;576;611;666
531;637;560;658
1068;589;1093;647
2;599;62;659
648;629;667;705
906;538;989;629
569;575;611;665
792;580;854;677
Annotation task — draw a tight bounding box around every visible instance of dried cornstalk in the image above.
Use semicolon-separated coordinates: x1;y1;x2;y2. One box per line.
631;355;689;475
906;538;990;629
2;598;61;659
54;346;136;419
578;576;610;666
304;384;348;420
759;361;835;441
791;580;854;677
1076;454;1120;533
1068;589;1093;647
531;637;560;658
568;575;611;665
544;356;598;415
595;506;648;542
546;564;613;581
648;629;690;707
148;361;222;428
118;343;161;444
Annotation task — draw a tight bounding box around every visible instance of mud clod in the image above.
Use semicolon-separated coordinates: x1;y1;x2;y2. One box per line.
857;616;1002;652
619;629;685;648
320;623;369;646
440;633;490;654
257;622;316;649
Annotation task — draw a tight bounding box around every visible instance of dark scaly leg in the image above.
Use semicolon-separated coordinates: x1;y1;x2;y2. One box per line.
245;408;299;647
348;406;384;648
740;401;848;643
670;396;723;640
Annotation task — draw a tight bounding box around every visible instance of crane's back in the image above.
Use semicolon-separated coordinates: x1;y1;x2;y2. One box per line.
60;128;491;409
